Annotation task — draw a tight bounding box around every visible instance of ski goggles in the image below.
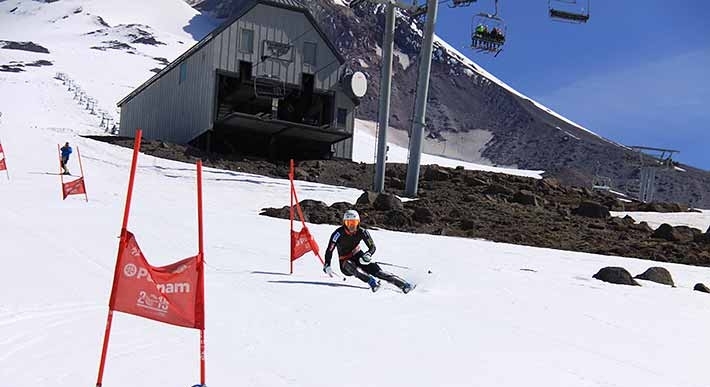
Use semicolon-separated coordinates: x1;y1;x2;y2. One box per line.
344;219;360;229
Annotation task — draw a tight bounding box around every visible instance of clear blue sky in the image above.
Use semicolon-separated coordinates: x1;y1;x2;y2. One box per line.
433;0;710;170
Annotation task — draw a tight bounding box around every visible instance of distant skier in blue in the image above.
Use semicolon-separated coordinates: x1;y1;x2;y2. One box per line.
60;142;72;175
323;209;413;293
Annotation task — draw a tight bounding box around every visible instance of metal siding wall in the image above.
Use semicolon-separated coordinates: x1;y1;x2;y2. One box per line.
331;89;355;159
119;44;216;143
229;4;339;89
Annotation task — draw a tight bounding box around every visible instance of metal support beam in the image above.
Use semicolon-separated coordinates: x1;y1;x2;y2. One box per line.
404;0;438;197
373;3;396;193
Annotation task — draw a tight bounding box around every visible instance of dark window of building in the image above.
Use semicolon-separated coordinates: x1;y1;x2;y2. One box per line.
240;29;254;54
337;108;348;128
179;62;187;84
303;42;317;66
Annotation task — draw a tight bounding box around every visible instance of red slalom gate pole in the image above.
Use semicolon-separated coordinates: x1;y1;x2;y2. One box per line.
95;129;142;387
76;147;88;202
289;159;295;274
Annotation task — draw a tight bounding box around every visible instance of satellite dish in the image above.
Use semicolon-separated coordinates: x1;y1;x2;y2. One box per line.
345;71;368;98
349;71;367;98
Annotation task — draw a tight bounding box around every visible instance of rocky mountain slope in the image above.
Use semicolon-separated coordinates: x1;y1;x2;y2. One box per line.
86;134;710;266
187;0;710;207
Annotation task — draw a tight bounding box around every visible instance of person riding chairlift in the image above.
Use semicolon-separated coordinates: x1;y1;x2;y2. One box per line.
490;27;505;43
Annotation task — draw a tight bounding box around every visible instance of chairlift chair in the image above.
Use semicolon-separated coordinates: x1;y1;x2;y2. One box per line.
254;74;286;99
591;176;611;191
470;13;507;56
549;0;590;23
449;0;477;8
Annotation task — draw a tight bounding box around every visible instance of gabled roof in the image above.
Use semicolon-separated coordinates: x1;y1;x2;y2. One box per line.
117;0;345;107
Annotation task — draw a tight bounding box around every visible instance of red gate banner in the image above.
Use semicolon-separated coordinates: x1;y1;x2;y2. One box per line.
0;143;6;171
288;160;324;273
109;231;204;329
62;177;86;199
291;227;319;261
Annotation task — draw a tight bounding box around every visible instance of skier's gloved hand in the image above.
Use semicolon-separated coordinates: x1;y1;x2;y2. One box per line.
323;263;333;277
359;252;373;265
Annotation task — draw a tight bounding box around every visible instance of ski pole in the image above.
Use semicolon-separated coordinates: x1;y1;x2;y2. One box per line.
377;261;410;270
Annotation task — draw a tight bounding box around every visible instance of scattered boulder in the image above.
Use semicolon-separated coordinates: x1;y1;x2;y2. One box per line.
356;191;378;207
573;201;610;219
511;189;539;206
388;177;405;189
383;209;412;228
537;177;561;193
629;221;653;233
694;283;710;293
592;267;640;286
423;165;450;181
373;192;403;211
652;224;695;242
463;175;487;187
484;183;514;196
635;267;675;287
294;199;334;224
413;206;434;224
622;215;636;225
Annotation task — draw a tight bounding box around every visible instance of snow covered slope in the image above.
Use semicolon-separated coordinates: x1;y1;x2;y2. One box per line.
2;2;710;386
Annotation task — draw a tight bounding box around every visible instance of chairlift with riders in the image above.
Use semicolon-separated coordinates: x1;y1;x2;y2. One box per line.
470;0;506;56
449;0;477;8
549;0;590;23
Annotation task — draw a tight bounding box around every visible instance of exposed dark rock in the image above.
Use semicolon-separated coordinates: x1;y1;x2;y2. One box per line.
0;40;50;53
464;175;487;187
383;209;411;228
629;221;653;233
153;57;169;66
91;40;134;51
412;206;434;224
0;64;24;72
636;202;688;213
24;59;53;67
94;15;109;26
622;215;636;224
593;267;640;286
87;135;710;267
355;190;378;207
694;283;710;293
511;189;539;206
484;183;514;196
572;201;610;219
652;224;696;242
373;192;403;211
635;267;674;287
423;165;450;181
133;36;165;46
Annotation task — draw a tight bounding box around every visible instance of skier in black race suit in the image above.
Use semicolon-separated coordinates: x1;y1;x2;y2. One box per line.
323;209;413;293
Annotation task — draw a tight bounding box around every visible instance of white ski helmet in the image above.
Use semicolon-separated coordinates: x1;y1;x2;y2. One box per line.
343;209;360;230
